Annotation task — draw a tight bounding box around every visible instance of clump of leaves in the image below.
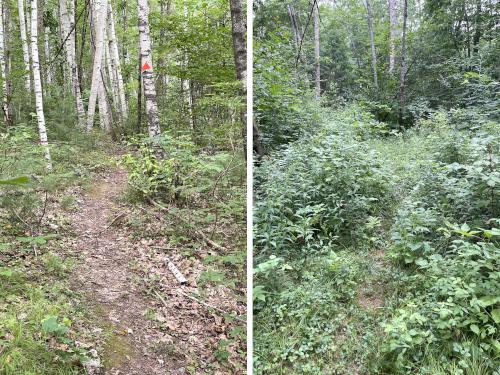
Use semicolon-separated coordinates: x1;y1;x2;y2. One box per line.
122;133;233;203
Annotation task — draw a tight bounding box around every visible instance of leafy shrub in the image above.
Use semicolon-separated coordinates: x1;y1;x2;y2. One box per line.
254;32;321;151
254;115;391;261
122;134;233;202
384;230;500;373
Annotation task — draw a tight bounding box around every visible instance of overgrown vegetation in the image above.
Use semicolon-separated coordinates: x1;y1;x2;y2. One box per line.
254;106;499;374
254;0;499;372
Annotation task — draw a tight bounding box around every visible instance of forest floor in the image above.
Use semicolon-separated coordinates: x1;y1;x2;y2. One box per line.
0;141;246;375
69;165;246;374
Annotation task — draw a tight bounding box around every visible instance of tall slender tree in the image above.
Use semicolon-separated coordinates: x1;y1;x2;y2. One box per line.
0;0;11;126
30;0;52;168
182;0;194;130
60;0;85;126
365;0;379;90
388;0;397;73
138;0;160;136
87;0;108;131
313;1;321;99
398;0;408;125
107;2;127;121
17;0;31;92
44;26;52;85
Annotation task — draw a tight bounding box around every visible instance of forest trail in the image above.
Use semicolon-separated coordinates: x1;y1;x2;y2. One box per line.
70;167;178;375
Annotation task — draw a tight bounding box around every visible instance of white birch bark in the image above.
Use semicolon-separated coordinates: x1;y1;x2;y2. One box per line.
182;0;194;130
365;0;379;90
388;0;397;73
30;0;52;169
398;0;408;124
0;1;10;126
313;2;321;99
44;26;52;85
17;0;31;92
60;0;85;126
107;2;127;120
68;0;85;126
97;75;111;131
86;0;108;131
138;0;160;136
105;37;116;111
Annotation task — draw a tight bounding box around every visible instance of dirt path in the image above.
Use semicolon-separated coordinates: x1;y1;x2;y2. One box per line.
70;168;176;374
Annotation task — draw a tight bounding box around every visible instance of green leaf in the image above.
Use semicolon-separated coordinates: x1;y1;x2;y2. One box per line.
492;309;500;324
492;339;500;353
0;268;13;277
470;324;480;335
42;316;69;335
0;176;30;185
479;296;500;307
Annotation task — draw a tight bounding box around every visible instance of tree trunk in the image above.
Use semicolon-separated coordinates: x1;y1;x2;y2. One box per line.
30;0;52;168
313;1;320;99
68;0;85;126
60;0;85;126
17;0;31;92
388;0;397;73
287;4;301;49
182;0;194;130
137;0;160;136
229;0;246;84
473;0;482;54
0;1;11;127
86;0;108;131
137;48;142;132
229;0;252;156
398;0;407;125
44;26;52;85
365;0;379;90
107;2;128;121
5;0;12;118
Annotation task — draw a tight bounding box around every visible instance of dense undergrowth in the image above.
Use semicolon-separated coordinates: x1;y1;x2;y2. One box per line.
254;106;499;374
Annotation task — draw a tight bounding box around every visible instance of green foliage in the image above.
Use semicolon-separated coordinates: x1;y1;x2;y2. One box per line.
254;30;320;150
254;107;391;261
122;133;235;202
255;106;500;374
383;234;500;373
0;262;88;374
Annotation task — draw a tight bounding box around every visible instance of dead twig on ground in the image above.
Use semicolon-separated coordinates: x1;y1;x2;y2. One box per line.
147;198;227;252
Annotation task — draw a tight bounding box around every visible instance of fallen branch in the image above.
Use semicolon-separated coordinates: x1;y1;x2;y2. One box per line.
165;256;187;284
147;197;227;252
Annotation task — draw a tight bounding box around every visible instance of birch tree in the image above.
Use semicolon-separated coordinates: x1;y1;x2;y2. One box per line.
60;0;85;126
44;26;52;85
86;0;108;131
107;2;127;121
182;0;194;130
313;1;321;99
30;0;52;168
138;0;160;137
229;0;251;155
0;0;11;126
388;0;397;73
365;0;379;90
17;0;31;92
398;0;408;125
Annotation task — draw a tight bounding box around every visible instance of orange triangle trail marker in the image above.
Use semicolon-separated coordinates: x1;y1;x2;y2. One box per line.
142;62;152;71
